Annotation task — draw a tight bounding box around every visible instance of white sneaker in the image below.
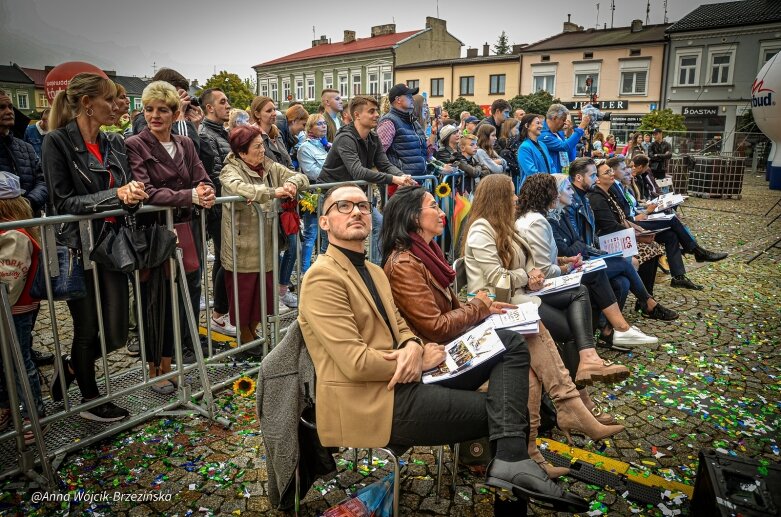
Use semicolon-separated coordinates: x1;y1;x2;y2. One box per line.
612;326;658;346
210;314;237;337
280;291;298;308
278;301;291;314
207;253;215;263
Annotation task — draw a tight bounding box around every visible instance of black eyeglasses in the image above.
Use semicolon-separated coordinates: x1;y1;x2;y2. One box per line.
324;200;372;215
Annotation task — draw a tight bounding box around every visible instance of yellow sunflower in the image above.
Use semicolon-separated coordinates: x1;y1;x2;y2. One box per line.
435;182;452;198
233;376;256;397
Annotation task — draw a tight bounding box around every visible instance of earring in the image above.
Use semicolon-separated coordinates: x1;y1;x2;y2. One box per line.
85;107;94;117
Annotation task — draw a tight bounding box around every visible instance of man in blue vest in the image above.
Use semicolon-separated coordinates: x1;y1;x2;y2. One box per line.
377;84;428;176
539;104;591;173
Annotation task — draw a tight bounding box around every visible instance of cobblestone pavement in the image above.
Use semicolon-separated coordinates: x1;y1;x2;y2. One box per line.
1;173;780;516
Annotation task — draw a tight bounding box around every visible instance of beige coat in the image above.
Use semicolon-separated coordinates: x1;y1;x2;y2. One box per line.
219;153;309;273
298;246;420;448
464;218;541;306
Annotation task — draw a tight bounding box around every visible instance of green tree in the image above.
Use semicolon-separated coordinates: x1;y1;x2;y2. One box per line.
508;91;561;116
442;97;484;118
738;109;758;133
301;101;322;114
494;31;511;55
637;108;687;132
199;71;254;111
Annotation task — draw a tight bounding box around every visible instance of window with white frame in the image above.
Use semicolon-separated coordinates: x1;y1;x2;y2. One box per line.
619;59;650;95
759;42;781;70
282;79;291;101
708;44;736;85
36;92;49;108
381;68;392;94
306;76;315;100
338;73;349;97
351;71;361;96
270;80;278;102
431;78;444;97
16;91;29;110
531;63;557;95
259;80;269;97
323;73;334;90
134;98;143;110
295;77;304;100
676;54;699;86
368;70;379;95
489;74;506;95
573;63;600;96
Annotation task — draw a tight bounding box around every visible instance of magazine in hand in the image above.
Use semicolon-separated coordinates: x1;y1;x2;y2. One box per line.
534;271;583;296
646;212;675;221
649;193;685;212
484;302;540;330
422;322;506;384
579;258;607;273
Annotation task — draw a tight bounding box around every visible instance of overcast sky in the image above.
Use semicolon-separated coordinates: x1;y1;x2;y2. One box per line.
1;0;729;84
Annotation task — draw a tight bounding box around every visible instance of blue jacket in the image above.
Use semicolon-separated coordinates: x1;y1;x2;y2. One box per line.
517;138;554;186
0;132;48;213
539;120;583;173
23;124;45;158
570;187;598;247
378;107;427;176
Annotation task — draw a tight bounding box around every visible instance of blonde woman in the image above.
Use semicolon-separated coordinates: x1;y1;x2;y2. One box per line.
298;113;330;274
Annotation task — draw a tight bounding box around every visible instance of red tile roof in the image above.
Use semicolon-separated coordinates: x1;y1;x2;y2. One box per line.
22;67;47;88
256;30;421;67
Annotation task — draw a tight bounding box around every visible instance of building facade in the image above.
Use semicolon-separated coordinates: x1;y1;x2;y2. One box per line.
520;19;669;145
0;64;36;117
394;45;522;111
663;0;781;152
252;17;462;108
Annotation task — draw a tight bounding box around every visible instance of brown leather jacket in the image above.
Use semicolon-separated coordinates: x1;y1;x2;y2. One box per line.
383;249;491;344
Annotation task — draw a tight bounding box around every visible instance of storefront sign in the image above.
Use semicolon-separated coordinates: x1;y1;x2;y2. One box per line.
564;100;630;110
682;106;719;116
609;115;644;125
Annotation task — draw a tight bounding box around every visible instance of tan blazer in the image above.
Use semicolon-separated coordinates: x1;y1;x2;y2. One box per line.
298;246;419;448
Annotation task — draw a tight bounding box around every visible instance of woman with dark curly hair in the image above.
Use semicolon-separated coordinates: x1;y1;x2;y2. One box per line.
516;174;657;351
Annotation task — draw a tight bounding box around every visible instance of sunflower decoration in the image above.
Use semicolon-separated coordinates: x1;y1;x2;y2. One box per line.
299;190;319;214
435;182;452;199
233;376;256;398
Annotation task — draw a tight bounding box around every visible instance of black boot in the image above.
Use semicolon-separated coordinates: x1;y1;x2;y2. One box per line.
485;458;589;513
671;275;703;290
32;348;54;366
693;246;728;262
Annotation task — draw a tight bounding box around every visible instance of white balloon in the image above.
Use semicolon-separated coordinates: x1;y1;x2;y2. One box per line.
752;53;781;187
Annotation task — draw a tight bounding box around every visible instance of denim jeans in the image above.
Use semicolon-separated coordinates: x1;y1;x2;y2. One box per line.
604;256;650;307
388;330;530;447
279;233;298;286
300;212;319;275
370;206;383;265
0;311;45;417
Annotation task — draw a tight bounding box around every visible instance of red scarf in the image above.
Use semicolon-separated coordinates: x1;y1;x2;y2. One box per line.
409;232;455;289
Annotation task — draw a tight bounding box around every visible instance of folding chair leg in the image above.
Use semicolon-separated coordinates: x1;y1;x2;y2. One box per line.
435;446;444;501
294;463;301;516
353;448;358;471
451;443;460;492
376;448;401;517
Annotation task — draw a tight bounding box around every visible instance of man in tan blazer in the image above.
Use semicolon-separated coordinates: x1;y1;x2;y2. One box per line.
298;183;587;512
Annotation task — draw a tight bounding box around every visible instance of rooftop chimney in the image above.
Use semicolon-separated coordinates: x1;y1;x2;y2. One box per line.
483;43;490;57
343;30;356;43
466;48;478;58
371;24;396;37
425;17;447;31
512;44;527;54
630;19;643;32
312;34;330;47
563;14;581;32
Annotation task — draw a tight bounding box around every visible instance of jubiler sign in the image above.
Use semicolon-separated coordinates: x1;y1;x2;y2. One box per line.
563;100;630;110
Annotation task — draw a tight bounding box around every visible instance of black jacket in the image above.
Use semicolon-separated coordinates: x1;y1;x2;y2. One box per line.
42;122;133;250
586;186;628;236
435;145;457;164
548;212;602;258
198;118;230;192
318;123;402;184
648;140;671;174
0;133;48;213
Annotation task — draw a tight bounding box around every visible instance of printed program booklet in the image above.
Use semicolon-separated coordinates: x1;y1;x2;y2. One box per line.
534;271;583;296
649;193;686;212
484;302;541;335
422;322;506;384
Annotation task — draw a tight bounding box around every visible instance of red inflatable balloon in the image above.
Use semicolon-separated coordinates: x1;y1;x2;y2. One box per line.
44;62;108;103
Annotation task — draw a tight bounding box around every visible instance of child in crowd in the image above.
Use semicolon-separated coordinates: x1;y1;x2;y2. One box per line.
0;171;47;444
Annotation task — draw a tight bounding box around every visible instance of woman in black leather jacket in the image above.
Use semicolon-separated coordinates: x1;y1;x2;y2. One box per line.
42;73;147;422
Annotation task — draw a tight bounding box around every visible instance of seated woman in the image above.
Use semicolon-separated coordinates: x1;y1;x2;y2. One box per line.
126;81;216;388
515;174;659;350
548;173;678;323
475;124;508;174
382;185;623;479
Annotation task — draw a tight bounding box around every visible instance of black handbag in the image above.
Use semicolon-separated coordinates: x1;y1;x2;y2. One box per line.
29;246;87;301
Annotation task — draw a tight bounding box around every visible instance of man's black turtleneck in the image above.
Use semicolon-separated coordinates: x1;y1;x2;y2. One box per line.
332;244;392;337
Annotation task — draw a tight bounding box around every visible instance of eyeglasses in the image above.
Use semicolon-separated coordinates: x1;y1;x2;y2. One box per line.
421;203;440;211
324;200;372;215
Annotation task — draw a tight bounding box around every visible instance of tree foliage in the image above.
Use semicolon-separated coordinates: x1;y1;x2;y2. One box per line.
637;108;687;132
442;97;484;118
300;101;322;115
199;71;254;111
508;91;561;116
494;31;511;55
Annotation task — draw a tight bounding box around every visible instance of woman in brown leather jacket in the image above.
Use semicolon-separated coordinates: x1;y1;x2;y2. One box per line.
380;185;623;480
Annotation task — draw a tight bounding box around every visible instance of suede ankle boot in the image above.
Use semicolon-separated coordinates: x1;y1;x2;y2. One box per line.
527;370;570;479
